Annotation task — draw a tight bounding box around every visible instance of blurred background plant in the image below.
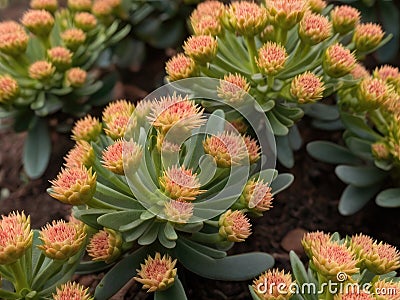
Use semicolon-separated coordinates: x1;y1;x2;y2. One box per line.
0;0;130;179
165;0;391;169
48;79;294;298
0;211;89;299
250;231;400;300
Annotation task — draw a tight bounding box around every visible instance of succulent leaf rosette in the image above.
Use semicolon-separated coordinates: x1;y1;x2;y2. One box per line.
250;231;400;300
165;0;391;168
307;64;400;214
0;211;89;299
0;0;130;179
49;78;294;299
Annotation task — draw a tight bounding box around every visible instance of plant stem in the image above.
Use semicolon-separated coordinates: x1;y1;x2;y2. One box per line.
276;27;288;45
245;36;258;73
8;259;30;294
191;232;223;244
267;76;275;90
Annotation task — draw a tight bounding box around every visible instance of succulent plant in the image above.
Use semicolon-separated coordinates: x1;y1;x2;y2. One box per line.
48;78;294;299
250;231;400;300
0;211;88;299
164;0;391;168
0;0;130;179
307;64;400;215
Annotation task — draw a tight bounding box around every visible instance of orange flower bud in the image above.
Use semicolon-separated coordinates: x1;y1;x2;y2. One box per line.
351;63;370;80
21;9;54;36
165;54;196;82
219;209;251;242
226;2;267;36
49;167;97;205
0;21;29;56
66;67;87;87
102;99;134;125
241;179;273;213
301;231;331;258
134;253;177;293
72;115;102;142
252;269;293;300
0;211;33;265
39;220;86;260
256;42;288;76
87;228;122;263
290;71;325;104
353;23;384;53
61;28;86;51
330;5;360;34
373;280;400;300
217;73;250;105
190;1;225;24
308;0;327;13
299;12;332;45
357;77;389;110
74;12;97;31
183;35;218;65
53;282;93;300
64;141;95;168
48;47;72;71
30;0;58;12
0;75;19;105
164;199;194;224
29;61;55;81
191;15;222;36
68;0;92;11
104;114;130;140
266;0;308;29
323;43;356;78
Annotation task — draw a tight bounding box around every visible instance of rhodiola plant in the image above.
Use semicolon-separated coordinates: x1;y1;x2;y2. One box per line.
0;0;130;179
164;0;391;168
250;231;400;300
307;64;400;215
48;78;294;299
0;211;91;299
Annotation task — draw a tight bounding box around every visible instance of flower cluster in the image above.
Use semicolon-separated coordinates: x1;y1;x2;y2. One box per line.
49;89;293;298
0;0;130;179
166;0;389;168
250;231;400;300
0;211;90;298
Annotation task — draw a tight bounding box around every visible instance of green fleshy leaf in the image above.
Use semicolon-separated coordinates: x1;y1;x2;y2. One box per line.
124;219;153;242
311;119;344;131
72;208;110;229
87;73;118;106
338;184;382;216
158;225;176;249
270;173;294;195
23;117;51;179
252;169;278;184
75;260;111;275
154;277;187;300
288;125;302;151
138;221;160;245
345;136;374;161
376;188;400;208
335;165;388;187
256;100;275;112
290;251;317;300
249;285;261;300
266;110;289;136
340;113;381;142
98;210;143;231
307;141;362;165
164;222;178;241
276;135;294;168
94;247;148;300
304;103;339;121
175;240;274;281
180;237;227;259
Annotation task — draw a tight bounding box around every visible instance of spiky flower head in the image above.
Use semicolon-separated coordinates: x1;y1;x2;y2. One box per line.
266;0;308;30
102;99;135;125
226;1;267;36
308;0;327;13
92;0;121;19
39;220;86;260
61;28;86;51
53;282;93;300
104;114;131;140
72;115;102;142
68;0;92;11
350;234;375;267
312;242;359;280
219;209;251;242
373;280;400;300
134;253;177;293
252;269;293;300
241;179;273;213
191;15;222;36
66;67;87;87
0;21;29;56
371;142;391;161
30;0;58;12
22;9;54;36
330;5;360;34
203;131;249;168
217;73;251;105
334;290;374;300
165;54;196;82
87;228;122;263
122;139;143;174
135;99;153;122
74;12;97;31
301;231;331;258
353;23;384;53
183;35;218;65
164;199;194;224
29;61;56;81
148;94;205;135
374;65;400;92
65;141;95;168
357;77;389;110
290;71;325;104
363;242;400;274
0;211;33;265
47;47;72;71
102;139;125;175
159;165;203;201
351;63;370;80
323;43;356;78
190;1;225;23
244;135;260;164
256;42;288;76
0;75;19;105
299;12;332;45
49;167;97;205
